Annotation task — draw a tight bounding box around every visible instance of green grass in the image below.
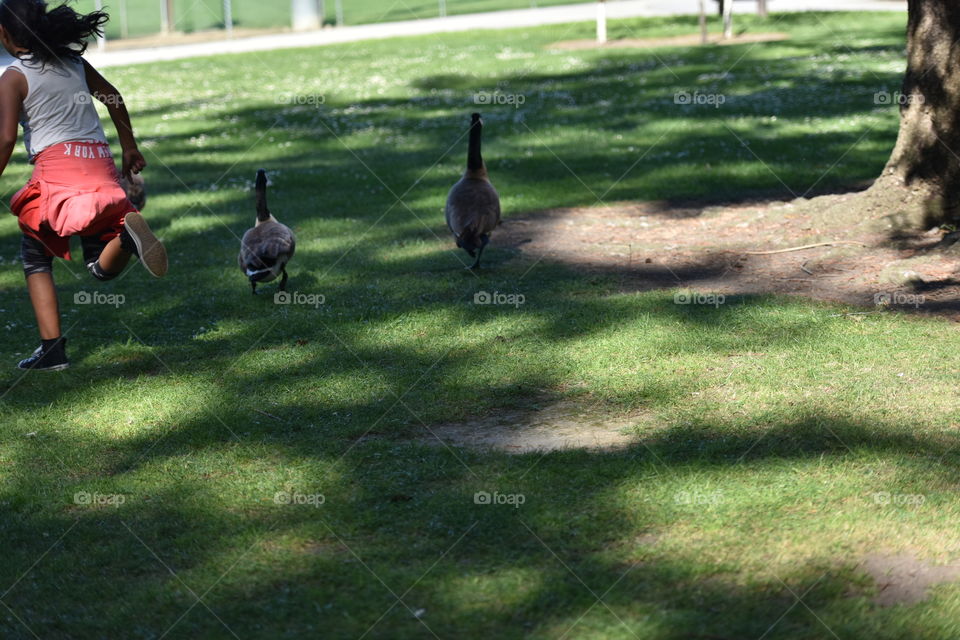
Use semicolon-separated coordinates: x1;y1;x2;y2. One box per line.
7;10;960;640
72;0;589;38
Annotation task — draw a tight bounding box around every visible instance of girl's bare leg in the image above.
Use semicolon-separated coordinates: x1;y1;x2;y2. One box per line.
26;272;61;340
96;236;132;275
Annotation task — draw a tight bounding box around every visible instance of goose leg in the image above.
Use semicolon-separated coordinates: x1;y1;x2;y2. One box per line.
251;281;258;295
469;236;490;270
279;267;289;292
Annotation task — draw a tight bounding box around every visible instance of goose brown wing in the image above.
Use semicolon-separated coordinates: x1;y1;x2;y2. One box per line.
239;222;296;271
256;224;296;264
446;179;500;237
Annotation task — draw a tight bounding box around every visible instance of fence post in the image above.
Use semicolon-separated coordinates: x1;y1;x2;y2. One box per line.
698;0;707;44
292;0;322;30
224;0;233;36
596;0;607;44
160;0;174;35
119;0;129;39
722;0;733;39
94;0;106;50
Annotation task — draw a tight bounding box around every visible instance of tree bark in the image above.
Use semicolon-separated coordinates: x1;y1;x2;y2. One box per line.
876;0;960;226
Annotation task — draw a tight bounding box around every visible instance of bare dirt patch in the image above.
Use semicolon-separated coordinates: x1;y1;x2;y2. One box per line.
422;400;641;453
550;32;790;51
498;192;960;318
859;553;960;606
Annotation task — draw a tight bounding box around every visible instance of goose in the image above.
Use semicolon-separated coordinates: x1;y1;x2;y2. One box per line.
120;172;147;210
239;169;296;294
445;113;501;270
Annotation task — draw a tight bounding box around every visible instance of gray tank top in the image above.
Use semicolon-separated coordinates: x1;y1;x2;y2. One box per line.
7;55;107;161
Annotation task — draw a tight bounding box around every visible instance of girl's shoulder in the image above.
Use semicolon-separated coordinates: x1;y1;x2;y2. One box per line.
6;55;81;77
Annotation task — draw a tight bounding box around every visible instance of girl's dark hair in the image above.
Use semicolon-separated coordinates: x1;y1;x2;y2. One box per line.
0;0;107;65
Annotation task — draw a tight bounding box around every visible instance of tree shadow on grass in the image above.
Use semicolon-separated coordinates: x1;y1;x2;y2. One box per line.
1;406;956;639
3;15;950;637
1;229;955;637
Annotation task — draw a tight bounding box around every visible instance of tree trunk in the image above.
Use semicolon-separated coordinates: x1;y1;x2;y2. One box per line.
757;0;768;18
874;0;960;226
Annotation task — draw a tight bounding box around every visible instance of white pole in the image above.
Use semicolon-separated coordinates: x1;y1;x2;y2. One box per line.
722;0;733;39
223;0;233;36
94;0;106;50
292;0;322;30
120;0;129;39
160;0;170;35
439;0;446;17
335;0;343;26
596;0;607;44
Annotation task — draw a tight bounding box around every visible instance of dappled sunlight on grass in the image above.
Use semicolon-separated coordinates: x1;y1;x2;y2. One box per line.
7;9;960;640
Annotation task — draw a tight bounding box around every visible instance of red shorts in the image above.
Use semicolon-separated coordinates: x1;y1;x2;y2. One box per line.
11;141;138;260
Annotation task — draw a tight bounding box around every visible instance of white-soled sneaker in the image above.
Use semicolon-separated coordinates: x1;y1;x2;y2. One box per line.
123;212;168;278
17;342;69;372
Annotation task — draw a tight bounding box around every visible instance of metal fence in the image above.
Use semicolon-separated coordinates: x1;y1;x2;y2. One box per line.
75;0;575;43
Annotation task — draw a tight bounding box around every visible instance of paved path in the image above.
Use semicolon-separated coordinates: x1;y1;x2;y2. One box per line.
86;0;906;68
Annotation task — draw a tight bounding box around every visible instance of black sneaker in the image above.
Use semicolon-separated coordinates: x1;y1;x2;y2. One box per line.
17;340;69;372
122;212;168;278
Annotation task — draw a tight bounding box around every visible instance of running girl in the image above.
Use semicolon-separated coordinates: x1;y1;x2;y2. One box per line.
0;0;167;371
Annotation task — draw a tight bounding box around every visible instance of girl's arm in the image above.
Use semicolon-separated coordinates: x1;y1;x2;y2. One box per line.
82;59;146;179
0;69;25;180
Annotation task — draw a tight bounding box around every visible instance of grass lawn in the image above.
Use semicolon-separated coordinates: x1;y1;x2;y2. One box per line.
5;9;960;640
73;0;589;38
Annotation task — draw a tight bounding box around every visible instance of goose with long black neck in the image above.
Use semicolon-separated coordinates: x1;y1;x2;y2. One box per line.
445;113;501;270
238;169;297;294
